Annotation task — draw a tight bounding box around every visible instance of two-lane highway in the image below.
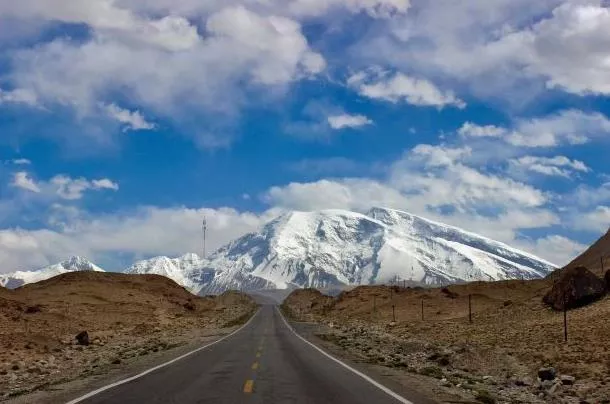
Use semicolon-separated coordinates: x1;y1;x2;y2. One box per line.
68;305;435;404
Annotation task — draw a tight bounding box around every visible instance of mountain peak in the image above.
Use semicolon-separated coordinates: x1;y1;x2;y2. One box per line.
60;256;103;272
0;256;105;289
197;207;556;294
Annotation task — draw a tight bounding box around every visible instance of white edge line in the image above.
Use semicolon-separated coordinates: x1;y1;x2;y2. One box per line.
276;307;414;404
66;309;260;404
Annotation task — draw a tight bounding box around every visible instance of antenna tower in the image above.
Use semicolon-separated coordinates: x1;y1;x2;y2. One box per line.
202;217;207;259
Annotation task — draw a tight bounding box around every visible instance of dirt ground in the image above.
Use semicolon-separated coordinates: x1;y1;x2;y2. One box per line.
283;279;610;403
0;272;256;401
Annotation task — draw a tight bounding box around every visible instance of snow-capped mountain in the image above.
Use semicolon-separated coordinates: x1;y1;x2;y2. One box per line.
127;208;556;294
124;253;214;292
197;208;555;294
0;256;105;289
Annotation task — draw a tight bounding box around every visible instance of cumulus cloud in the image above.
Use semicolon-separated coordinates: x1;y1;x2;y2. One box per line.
509;156;589;178
0;88;38;107
11;172;41;193
327;114;373;129
516;235;586;267
0;206;277;272
352;0;610;102
10;172;119;200
102;103;155;131
6;4;325;148
348;70;466;108
574;206;610;233
51;175;119;200
459;110;610;147
12;159;31;165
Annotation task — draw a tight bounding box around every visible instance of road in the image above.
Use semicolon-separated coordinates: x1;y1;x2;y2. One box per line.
68;305;435;404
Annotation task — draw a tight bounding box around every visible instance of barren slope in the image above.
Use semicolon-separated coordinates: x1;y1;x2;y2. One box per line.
563;228;610;275
0;272;256;400
283;280;610;403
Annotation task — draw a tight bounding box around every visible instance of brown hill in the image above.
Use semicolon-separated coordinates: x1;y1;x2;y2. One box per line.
0;271;256;399
562;227;610;276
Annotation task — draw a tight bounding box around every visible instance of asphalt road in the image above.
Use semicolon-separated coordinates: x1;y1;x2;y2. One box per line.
69;305;435;404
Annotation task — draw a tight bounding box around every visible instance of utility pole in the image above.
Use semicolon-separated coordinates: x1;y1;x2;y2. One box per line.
564;292;568;343
202;217;207;259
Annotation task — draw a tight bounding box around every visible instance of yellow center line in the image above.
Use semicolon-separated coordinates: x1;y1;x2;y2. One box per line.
243;379;254;394
256;352;261;358
252;362;259;370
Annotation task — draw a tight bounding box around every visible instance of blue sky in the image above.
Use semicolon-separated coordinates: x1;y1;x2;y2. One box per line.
1;0;609;271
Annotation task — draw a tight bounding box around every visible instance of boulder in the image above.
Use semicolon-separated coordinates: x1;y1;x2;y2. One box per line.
542;266;606;311
605;271;610;291
75;331;89;346
560;375;575;385
538;367;556;381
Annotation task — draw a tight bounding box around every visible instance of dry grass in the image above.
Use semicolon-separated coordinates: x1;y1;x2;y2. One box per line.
284;280;610;403
0;272;256;400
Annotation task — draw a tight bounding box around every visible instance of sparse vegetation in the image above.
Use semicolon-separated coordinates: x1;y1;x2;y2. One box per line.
0;272;257;400
283;279;610;403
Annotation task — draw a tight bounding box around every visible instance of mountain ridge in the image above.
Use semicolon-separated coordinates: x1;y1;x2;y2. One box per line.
0;256;104;289
1;208;558;293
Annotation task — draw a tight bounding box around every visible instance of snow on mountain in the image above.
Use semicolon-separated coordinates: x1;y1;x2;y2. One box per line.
0;256;105;289
193;207;556;294
124;253;214;293
6;208;554;294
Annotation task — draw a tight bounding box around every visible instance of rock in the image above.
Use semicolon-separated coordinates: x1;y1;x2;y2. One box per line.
560;375;576;385
538;367;557;381
514;376;533;386
543;267;606;310
440;378;452;387
75;331;89;346
548;381;562;394
605;271;610;290
441;287;459;299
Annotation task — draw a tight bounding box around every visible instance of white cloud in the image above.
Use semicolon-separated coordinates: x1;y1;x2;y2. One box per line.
574;206;610;233
6;5;325;148
288;0;410;18
509;155;589;178
459;110;610;147
0;88;38;107
9;172;119;200
458;122;507;139
516;235;586;267
0;206;277;272
103;103;155;131
327;114;373;129
51;175;119;200
520;1;610;96
351;0;610;101
11;172;41;193
91;179;120;191
348;70;466;108
12;158;31;165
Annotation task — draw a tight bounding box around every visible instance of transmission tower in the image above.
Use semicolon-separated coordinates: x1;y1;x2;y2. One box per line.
202;217;207;259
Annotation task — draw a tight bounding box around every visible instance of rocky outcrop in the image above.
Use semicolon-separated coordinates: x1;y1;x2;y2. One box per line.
543;266;606;310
